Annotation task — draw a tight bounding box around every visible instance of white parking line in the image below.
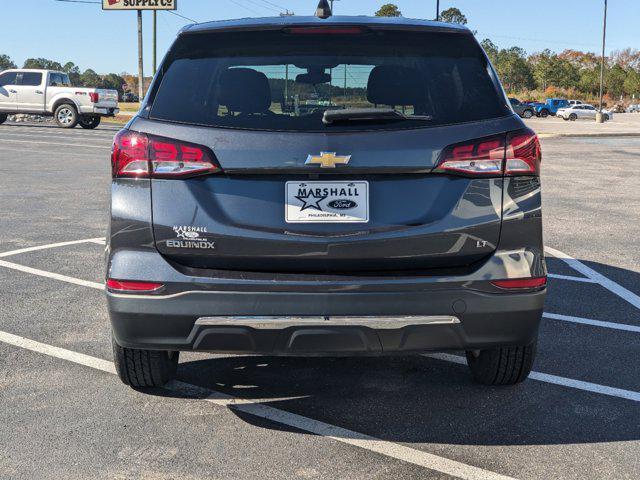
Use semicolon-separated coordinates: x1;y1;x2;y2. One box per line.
547;273;596;283
0;329;515;480
545;246;640;310
0;138;108;149
0;238;105;258
428;353;640;403
543;312;640;333
0;259;104;290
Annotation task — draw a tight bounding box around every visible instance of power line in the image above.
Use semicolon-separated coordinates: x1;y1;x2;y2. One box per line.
225;0;262;15
166;9;198;23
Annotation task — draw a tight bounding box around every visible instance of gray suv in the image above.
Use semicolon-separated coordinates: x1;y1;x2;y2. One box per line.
107;14;546;389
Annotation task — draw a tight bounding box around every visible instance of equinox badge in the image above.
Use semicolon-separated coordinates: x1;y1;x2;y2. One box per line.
305;152;351;168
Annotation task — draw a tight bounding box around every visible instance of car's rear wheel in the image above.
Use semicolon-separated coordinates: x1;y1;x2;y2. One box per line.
112;334;179;388
569;113;577;121
466;340;536;386
540;109;549;118
0;113;7;125
522;109;533;119
79;115;101;129
54;104;79;128
603;114;610;121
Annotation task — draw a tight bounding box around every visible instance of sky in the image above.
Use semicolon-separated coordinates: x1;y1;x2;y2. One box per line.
2;0;639;75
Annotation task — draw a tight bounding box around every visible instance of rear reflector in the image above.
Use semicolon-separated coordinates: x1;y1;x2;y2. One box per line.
491;277;547;289
106;279;164;292
434;128;541;177
111;130;221;179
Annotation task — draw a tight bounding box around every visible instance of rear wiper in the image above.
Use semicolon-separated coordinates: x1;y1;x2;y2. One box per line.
322;108;432;125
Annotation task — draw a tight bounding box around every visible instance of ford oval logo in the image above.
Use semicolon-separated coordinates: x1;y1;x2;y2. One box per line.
328;199;357;210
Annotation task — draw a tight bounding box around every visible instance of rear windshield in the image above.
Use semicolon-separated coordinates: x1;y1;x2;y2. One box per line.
150;29;509;132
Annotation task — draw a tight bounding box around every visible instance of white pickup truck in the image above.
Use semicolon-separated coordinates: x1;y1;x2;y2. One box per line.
0;69;119;129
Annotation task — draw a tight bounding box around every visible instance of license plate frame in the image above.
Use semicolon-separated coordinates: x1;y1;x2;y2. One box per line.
285;181;369;224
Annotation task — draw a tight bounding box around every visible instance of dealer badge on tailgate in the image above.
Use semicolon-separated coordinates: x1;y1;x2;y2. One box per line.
285;181;369;223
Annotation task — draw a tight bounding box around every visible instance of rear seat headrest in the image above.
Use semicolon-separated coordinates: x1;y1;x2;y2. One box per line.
218;68;271;114
367;65;426;107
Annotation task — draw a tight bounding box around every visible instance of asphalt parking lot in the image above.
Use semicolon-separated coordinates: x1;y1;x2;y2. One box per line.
1;121;639;480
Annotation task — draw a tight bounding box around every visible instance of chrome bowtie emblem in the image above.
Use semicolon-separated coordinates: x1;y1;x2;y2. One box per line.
305;152;351;168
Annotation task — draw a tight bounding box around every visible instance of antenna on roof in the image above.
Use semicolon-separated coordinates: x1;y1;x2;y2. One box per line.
315;0;332;19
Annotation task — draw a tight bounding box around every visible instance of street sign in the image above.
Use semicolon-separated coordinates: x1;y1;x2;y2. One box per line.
102;0;176;10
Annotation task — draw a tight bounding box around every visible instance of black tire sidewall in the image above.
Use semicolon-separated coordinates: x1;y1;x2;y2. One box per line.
54;104;79;128
569;114;577;121
0;113;7;124
79;116;101;129
523;110;533;118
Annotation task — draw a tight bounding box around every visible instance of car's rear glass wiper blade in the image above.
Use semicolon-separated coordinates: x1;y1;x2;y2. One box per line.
322;108;433;125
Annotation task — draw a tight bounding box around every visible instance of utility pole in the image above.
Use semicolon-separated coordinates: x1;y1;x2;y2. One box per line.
436;0;440;20
152;10;157;75
597;0;608;121
137;10;144;100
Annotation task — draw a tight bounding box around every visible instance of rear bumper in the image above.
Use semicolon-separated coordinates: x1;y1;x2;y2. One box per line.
79;106;119;116
108;284;545;355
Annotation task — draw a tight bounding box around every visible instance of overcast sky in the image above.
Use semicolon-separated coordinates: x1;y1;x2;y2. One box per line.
2;0;639;74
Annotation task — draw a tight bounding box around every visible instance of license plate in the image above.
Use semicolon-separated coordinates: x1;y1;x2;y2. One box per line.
285;181;369;223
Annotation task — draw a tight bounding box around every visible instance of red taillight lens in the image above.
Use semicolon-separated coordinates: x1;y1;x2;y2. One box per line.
434;129;541;177
506;129;541;175
434;134;505;175
491;277;547;290
111;130;221;179
283;26;368;35
89;92;99;103
106;279;164;292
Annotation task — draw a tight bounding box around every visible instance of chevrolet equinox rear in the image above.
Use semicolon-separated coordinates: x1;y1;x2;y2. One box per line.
107;15;546;388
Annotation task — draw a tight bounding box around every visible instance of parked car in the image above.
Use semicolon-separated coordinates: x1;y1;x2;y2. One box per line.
628;104;640;113
0;69;119;128
557;104;613;121
568;99;585;106
533;98;570;117
121;92;139;102
509;97;535;118
107;13;546;389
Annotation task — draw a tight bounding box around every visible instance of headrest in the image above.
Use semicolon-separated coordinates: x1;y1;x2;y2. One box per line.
367;65;426;106
218;68;271;114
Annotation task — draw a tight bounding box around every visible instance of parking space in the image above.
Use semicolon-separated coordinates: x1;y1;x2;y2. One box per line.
1;122;639;479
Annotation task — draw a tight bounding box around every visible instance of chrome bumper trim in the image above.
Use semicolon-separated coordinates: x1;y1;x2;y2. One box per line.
194;315;460;330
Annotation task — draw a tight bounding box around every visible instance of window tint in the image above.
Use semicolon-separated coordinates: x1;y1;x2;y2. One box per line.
0;72;18;86
20;72;43;86
150;30;509;132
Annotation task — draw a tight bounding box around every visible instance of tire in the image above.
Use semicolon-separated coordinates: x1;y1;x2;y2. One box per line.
0;113;7;125
79;115;101;129
112;334;179;388
54;103;79;128
569;113;577;121
466;340;536;386
539;109;549;118
522;109;533;119
603;114;610;121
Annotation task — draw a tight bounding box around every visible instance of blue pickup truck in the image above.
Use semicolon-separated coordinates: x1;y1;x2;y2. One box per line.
532;98;570;117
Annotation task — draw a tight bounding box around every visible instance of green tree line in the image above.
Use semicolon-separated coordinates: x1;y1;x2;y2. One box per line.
0;55;132;96
375;4;640;104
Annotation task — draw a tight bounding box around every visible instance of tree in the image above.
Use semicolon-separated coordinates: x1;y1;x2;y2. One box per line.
481;39;499;65
495;47;535;91
0;54;17;70
62;61;81;85
375;3;401;17
440;7;467;24
80;68;101;87
102;73;126;95
23;58;62;70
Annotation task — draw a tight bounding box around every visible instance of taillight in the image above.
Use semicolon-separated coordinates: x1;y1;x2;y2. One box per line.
283;26;368;35
106;279;164;293
111;130;221;179
491;277;547;290
89;92;99;103
505;129;541;175
434;128;541;177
